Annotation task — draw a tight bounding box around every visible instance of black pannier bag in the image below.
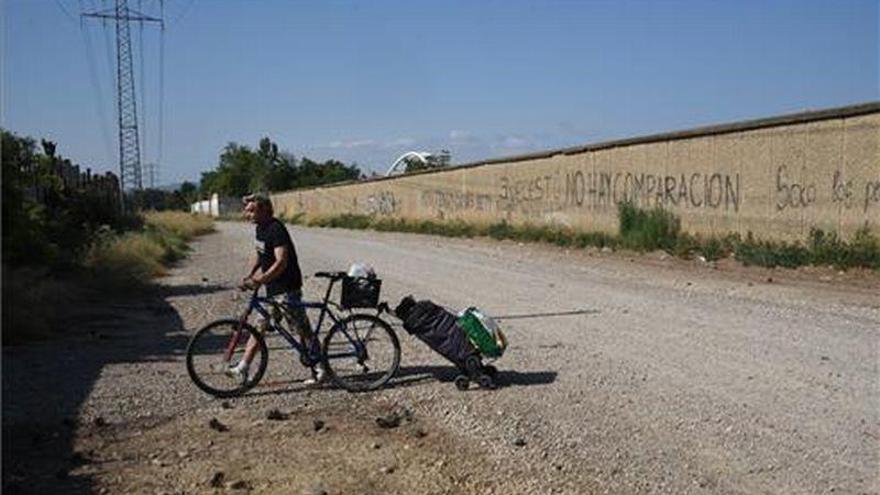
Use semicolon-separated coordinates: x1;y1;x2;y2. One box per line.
395;297;478;369
341;276;382;309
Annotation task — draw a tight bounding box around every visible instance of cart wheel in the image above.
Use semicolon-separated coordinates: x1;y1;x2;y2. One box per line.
464;355;483;376
454;375;470;391
477;374;496;390
483;365;498;379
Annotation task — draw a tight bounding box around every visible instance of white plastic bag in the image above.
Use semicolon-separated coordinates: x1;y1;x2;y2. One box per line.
347;263;376;279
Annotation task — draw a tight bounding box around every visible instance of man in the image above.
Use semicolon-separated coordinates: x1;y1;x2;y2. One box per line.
226;193;325;385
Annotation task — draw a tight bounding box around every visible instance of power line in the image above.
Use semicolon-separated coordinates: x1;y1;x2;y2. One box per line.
54;0;78;22
102;14;116;120
166;0;194;26
157;0;165;184
138;0;147;168
79;15;116;163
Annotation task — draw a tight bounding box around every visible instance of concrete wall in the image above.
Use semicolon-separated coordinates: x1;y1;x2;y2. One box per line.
273;103;880;241
190;193;239;217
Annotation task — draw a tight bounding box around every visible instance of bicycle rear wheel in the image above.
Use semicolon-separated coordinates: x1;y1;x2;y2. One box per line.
322;314;400;392
186;319;268;398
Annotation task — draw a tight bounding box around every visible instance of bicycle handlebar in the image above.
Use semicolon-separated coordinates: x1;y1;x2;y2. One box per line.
314;271;347;280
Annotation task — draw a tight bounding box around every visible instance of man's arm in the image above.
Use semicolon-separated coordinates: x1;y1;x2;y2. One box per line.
243;251;260;286
247;251;260;277
252;245;288;285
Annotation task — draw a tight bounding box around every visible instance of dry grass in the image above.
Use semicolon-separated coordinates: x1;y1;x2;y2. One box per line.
84;213;215;286
4;213;215;344
144;211;214;240
85;231;167;282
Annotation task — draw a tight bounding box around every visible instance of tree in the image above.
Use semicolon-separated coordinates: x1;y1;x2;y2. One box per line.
2;129;126;266
199;137;363;195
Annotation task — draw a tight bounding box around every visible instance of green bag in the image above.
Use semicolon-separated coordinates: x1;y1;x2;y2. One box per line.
457;308;507;359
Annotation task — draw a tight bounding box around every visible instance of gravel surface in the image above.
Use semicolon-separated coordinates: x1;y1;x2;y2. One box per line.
4;221;878;494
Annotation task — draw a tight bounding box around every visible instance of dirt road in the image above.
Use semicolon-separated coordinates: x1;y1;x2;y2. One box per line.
4;221;878;494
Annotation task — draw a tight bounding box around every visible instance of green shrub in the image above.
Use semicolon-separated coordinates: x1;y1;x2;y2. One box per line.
698;237;724;261
618;202;681;251
573;231;615;249
844;227;880;270
735;234;808;268
487;221;516;240
311;214;372;230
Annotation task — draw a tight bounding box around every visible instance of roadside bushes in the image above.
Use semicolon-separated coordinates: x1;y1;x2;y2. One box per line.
2;129;216;344
1;130;130;268
734;227;879;270
3;211;214;344
291;203;879;271
617;201;681;252
85;212;215;284
85;229;168;282
144;210;215;242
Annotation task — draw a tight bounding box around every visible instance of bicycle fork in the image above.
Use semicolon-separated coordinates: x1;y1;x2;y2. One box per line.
223;316;248;362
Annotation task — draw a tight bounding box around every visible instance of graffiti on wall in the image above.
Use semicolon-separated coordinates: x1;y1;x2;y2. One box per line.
864;179;880;212
421;189;494;218
831;170;856;209
365;191;398;216
418;170;744;217
563;170;740;211
497;173;567;215
781;168;879;213
296;167;877;224
775;165;816;211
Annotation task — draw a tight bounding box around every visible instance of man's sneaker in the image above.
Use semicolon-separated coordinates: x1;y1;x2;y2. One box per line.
224;364;249;383
302;365;327;386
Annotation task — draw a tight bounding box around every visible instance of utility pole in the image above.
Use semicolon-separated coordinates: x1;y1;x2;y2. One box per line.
82;1;163;193
144;162;159;188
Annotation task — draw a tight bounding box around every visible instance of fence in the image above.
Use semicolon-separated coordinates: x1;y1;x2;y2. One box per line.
21;158;121;213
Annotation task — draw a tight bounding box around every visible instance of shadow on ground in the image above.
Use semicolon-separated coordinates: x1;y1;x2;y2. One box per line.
244;364;557;399
156;283;230;298
1;286;189;495
396;364;558;388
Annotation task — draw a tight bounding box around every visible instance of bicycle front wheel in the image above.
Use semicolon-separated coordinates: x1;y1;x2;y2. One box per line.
322;314;400;392
186;319;268;398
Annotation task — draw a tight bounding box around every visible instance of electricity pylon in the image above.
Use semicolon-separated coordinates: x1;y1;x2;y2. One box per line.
82;0;163;192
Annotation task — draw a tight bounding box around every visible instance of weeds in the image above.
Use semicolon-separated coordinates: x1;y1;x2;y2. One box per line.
734;227;879;270
84;229;168;285
4;212;215;344
83;213;214;286
618;202;681;251
144;210;215;240
292;205;879;271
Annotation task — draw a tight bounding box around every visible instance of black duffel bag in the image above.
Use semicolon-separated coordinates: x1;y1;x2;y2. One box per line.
395;296;478;368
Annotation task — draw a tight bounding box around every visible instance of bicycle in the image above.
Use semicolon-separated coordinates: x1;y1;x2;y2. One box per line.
185;271;400;397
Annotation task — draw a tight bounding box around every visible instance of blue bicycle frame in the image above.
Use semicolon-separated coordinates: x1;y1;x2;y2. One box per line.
239;274;366;364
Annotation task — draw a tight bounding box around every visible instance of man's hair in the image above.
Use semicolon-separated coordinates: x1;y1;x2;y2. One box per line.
243;193;273;215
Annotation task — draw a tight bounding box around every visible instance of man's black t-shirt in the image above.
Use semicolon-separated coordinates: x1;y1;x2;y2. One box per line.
255;218;303;296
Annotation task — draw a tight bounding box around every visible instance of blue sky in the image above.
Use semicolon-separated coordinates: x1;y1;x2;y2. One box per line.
4;0;878;185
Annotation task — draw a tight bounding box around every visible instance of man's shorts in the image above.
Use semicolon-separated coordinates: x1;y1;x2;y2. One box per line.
257;290;311;336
